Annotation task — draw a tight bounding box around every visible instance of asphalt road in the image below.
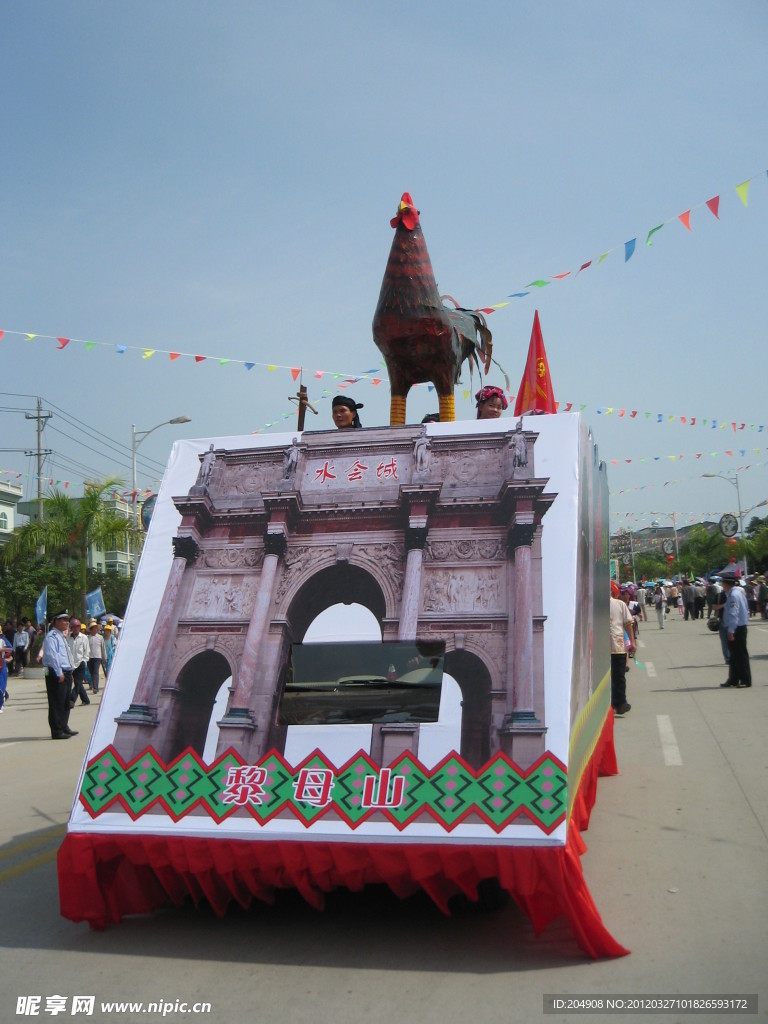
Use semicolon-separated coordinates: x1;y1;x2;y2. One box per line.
1;613;765;1024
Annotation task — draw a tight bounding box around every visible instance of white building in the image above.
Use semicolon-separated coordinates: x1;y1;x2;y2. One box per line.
0;480;25;545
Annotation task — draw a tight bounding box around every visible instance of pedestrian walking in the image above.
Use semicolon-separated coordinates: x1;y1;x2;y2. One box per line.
13;620;30;677
87;620;107;693
719;571;751;689
653;583;666;629
610;581;635;714
68;620;91;706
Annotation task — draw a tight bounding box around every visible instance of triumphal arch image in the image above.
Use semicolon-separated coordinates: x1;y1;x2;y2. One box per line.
113;421;556;771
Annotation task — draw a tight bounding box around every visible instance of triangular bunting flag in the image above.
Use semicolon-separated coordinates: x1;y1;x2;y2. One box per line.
646;225;663;246
142;350;155;359
735;180;750;206
678;211;692;231
194;355;206;363
169;352;181;360
291;368;301;381
706;196;720;218
57;337;70;349
624;239;636;262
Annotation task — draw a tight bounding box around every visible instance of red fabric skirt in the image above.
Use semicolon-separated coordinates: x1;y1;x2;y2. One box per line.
58;711;627;958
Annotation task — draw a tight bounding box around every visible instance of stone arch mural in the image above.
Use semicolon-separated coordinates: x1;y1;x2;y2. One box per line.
444;648;493;768
163;649;233;762
114;423;555;769
282;561;388;639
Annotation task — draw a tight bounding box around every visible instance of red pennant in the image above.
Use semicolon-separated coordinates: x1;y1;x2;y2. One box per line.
706;196;720;219
678;210;692;231
57;337;70;349
564;402;573;412
291;368;300;381
0;330;4;340
194;355;206;363
169;352;181;360
513;310;557;416
577;261;592;274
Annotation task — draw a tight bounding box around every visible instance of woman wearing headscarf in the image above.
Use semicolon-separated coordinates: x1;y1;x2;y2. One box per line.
475;385;507;420
332;395;363;429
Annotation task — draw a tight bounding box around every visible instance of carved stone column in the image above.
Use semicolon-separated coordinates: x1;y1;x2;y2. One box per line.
114;534;199;756
498;519;546;766
226;525;287;715
398;521;428;640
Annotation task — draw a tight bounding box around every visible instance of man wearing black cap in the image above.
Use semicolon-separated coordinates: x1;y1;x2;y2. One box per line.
41;611;78;739
719;572;752;689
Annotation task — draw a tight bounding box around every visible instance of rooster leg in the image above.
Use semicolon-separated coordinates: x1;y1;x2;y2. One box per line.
438;392;456;423
390;394;407;426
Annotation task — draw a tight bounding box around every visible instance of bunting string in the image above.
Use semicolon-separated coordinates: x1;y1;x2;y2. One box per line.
2;327;768;437
473;167;767;315
4;448;766;500
1;165;764;384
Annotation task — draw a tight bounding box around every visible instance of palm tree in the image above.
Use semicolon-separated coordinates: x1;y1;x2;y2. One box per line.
4;478;139;618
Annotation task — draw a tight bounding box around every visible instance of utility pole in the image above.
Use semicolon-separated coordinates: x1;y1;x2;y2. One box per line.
24;397;53;522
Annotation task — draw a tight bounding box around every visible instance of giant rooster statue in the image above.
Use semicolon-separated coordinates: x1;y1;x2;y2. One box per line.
372;193;492;424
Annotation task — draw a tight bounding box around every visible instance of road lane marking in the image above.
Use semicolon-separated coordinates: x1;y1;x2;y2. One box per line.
645;661;657;677
0;826;66;862
657;714;683;766
0;847;59;885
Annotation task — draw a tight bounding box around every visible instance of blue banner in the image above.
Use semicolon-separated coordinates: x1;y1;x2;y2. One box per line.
35;585;47;625
85;587;106;618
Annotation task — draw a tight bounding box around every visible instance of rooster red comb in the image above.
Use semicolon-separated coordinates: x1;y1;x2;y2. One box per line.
390;192;420;230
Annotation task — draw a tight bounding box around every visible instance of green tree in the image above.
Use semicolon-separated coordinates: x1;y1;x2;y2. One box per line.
678;526;728;578
0;554;74;623
746;514;768;539
634;552;670;581
752;522;768;570
4;479;139;619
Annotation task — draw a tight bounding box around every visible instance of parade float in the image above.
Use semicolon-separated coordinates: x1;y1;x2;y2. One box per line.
58;195;627;958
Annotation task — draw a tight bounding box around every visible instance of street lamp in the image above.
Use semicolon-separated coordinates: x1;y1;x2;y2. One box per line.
131;416;192;506
651;513;680;575
702;471;748;577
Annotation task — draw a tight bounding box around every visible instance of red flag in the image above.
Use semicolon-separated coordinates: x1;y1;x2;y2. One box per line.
513;310;557;415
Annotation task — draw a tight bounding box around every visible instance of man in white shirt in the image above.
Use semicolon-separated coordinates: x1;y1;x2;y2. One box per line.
610;581;635;715
68;620;91;706
41;610;77;739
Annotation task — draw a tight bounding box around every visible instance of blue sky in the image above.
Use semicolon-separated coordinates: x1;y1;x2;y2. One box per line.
2;1;766;532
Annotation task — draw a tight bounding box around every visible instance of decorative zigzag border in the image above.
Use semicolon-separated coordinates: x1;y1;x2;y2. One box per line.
79;745;568;835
